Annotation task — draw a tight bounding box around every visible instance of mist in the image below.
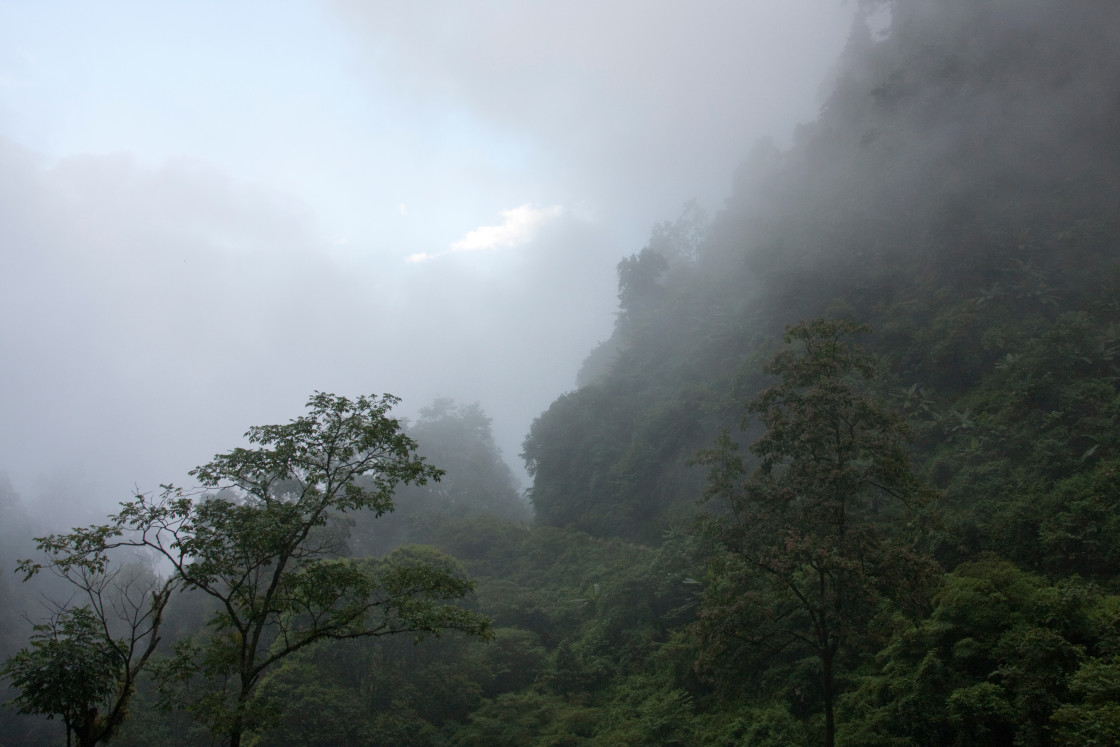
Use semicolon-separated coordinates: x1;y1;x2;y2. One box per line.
0;1;854;523
7;2;1120;744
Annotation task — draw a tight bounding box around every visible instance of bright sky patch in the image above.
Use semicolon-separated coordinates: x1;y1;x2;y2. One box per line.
408;203;564;263
451;204;564;253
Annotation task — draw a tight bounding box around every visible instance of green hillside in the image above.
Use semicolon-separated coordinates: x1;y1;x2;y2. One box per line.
527;0;1120;553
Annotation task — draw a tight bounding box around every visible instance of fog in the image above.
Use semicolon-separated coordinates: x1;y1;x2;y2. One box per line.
0;1;853;524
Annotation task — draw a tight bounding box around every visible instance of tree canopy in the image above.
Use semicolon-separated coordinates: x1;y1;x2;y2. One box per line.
11;392;491;746
694;319;938;747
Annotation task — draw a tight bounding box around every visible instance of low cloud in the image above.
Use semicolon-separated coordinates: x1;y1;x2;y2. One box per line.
0;1;857;518
409;203;565;263
451;203;564;253
332;0;854;222
0;142;617;513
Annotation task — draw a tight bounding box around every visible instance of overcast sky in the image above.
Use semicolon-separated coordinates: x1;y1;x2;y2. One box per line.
0;1;853;523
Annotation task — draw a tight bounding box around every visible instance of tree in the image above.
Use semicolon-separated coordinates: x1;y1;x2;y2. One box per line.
24;392;492;746
616;247;670;326
2;606;132;747
694;319;937;747
407;399;526;521
3;553;173;747
347;398;528;556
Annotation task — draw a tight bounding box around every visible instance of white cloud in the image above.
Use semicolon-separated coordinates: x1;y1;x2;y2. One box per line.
406;203;566;263
450;203;563;253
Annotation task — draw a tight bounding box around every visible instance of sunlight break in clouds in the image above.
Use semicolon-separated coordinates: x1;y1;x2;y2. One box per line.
408;203;564;263
452;204;564;252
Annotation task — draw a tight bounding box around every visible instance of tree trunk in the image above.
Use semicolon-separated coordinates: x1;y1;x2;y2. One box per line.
228;680;254;747
229;719;243;747
822;645;835;747
76;708;98;747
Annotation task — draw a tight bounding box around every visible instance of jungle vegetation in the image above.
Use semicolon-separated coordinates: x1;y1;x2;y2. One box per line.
4;0;1120;744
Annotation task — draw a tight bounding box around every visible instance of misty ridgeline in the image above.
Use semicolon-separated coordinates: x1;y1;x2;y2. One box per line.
5;1;1120;745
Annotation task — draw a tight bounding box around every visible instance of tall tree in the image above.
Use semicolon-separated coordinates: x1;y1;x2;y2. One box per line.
23;392;491;747
694;319;937;747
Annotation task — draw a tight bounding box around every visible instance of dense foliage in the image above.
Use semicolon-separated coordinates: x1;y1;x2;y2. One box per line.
1;607;127;747
5;0;1120;743
692;320;939;747
4;393;490;746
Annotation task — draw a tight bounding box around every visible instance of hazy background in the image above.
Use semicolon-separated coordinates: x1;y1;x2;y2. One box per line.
0;1;853;524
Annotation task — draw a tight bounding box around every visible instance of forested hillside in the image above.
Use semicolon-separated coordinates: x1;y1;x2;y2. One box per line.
4;1;1120;744
526;0;1120;549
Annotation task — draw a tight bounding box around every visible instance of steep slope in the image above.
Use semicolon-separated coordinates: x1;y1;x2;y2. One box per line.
524;0;1120;550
